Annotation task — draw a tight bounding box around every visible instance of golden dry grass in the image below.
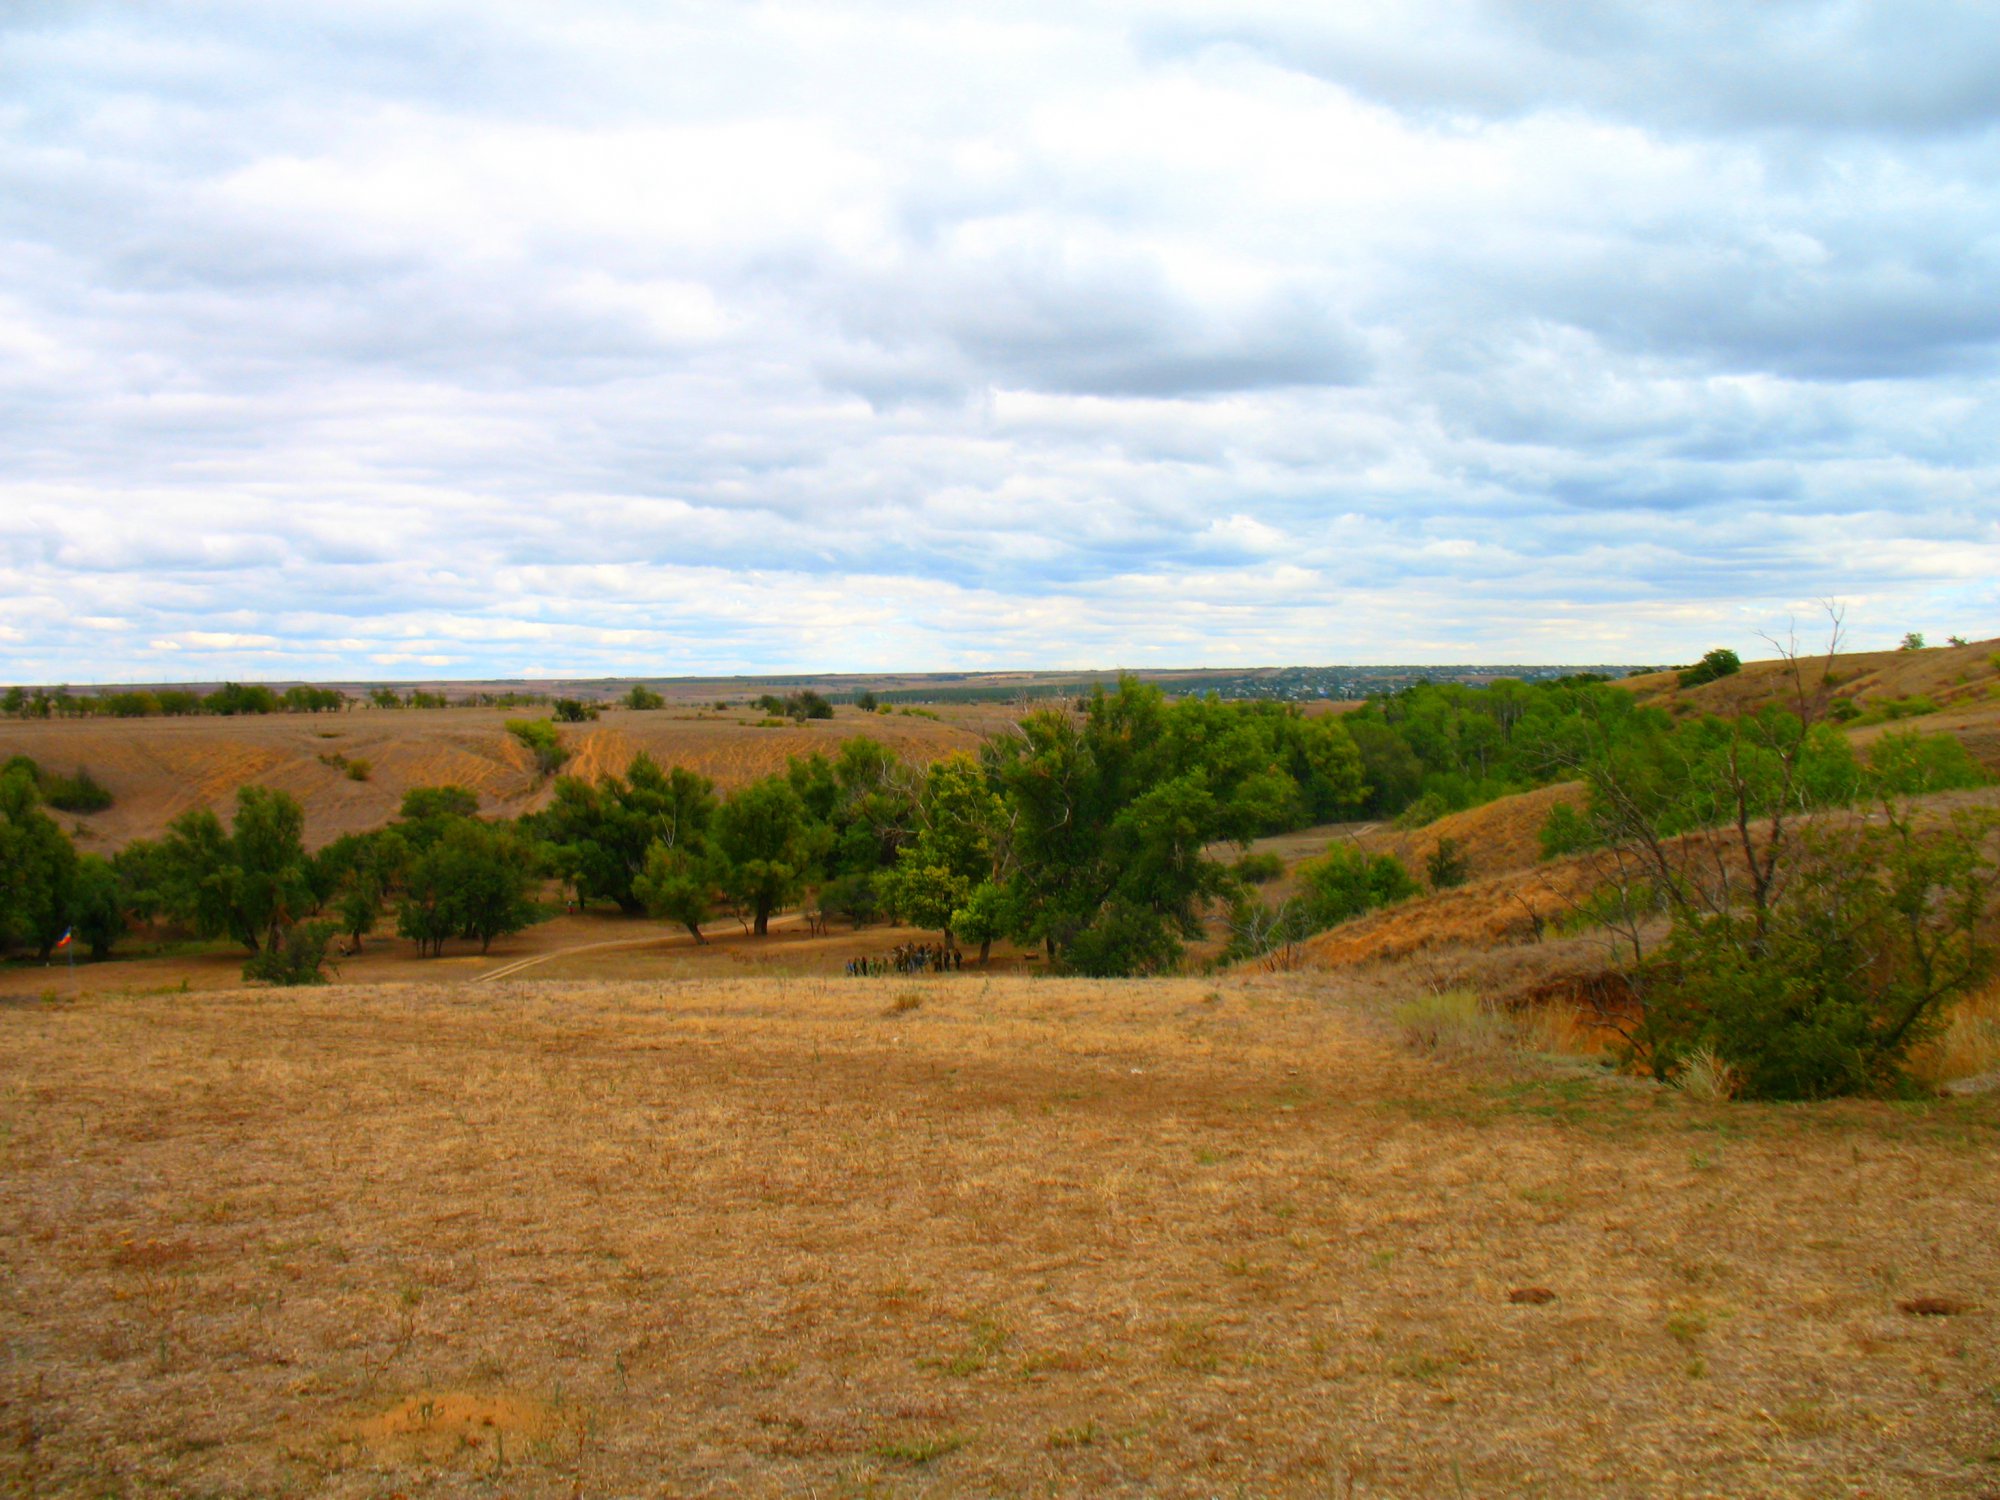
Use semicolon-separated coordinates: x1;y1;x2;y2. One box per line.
3;974;1997;1497
0;704;1013;852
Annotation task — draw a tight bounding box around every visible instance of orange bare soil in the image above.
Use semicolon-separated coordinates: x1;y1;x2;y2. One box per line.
3;973;1996;1497
0;703;1014;852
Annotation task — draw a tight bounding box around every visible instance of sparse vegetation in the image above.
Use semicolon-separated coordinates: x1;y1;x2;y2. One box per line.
505;717;570;776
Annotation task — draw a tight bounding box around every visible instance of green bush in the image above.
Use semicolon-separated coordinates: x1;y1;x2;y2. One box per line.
1425;837;1470;890
1634;811;1994;1098
39;766;113;814
505;718;570;776
1295;844;1417;927
1232;851;1284;884
1677;648;1742;689
242;921;338;986
623;685;665;710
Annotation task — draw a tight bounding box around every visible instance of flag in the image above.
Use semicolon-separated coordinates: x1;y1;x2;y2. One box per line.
54;928;73;950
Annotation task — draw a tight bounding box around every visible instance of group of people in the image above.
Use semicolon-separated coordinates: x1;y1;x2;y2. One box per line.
845;942;963;977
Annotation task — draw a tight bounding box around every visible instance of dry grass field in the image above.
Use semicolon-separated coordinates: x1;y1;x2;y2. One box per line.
0;704;1010;853
2;974;1997;1498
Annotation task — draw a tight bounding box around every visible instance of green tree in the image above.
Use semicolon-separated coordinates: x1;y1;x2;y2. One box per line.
623;684;666;710
1677;648;1742;688
69;855;125;960
713;777;812;935
633;839;715;943
537;755;716;914
0;764;79;959
398;818;539;956
156;787;312;952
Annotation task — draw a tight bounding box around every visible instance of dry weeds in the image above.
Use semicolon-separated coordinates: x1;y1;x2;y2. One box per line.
2;973;1997;1497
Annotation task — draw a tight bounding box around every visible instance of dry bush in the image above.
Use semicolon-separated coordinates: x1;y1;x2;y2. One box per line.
1390;987;1509;1056
1673;1047;1741;1103
1908;978;2000;1088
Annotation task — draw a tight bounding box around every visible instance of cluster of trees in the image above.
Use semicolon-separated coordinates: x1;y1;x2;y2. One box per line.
523;681;1370;974
3;682;347;719
754;690;835;722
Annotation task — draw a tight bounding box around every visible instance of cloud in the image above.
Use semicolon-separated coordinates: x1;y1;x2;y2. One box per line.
0;0;1995;684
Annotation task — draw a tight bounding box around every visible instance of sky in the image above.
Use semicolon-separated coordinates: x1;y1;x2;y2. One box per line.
3;0;1997;683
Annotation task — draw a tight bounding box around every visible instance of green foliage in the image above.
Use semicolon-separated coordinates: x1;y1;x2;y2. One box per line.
1295;843;1418;926
855;690;880;713
400;785;481;823
280;685;344;712
1425;837;1470;890
2;758;115;813
204;682;281;716
1677;648;1742;689
0;766;81;959
337;885;379;947
634;837;715;942
949;880;1012;963
818;871;882;928
155;787;313;953
713;776;813;935
505;718;570;776
1635;810;1995;1098
1232;851;1284;883
1539;801;1597;859
537;754;716;915
1899;632;1926;651
622;684;666;710
397;818;540;956
553;697;599;722
1865;730;1989;796
1850;693;1940;726
69;855;125;959
1064;899;1184;977
242;921;338;985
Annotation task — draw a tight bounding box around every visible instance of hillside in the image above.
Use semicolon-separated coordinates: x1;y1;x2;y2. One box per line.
1622;635;2000;771
0;705;1010;852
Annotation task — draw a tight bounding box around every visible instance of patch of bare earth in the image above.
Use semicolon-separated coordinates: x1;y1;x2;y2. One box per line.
2;976;1997;1496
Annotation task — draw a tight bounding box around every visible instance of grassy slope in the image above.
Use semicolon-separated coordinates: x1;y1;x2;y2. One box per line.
1;975;1996;1497
0;704;1008;852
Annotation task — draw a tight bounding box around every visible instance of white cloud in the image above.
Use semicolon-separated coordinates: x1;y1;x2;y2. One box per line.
0;0;1995;684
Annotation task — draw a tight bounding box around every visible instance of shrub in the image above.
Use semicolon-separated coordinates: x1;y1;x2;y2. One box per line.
1899;632;1926;651
1425;837;1470;890
623;684;665;710
553;698;599;723
1539;801;1596;859
1233;851;1284;884
1393;792;1448;830
1865;730;1988;796
1064;901;1182;977
344;758;371;782
40;766;113;813
1677;648;1742;689
1634;809;1996;1098
242;921;337;985
505;718;569;776
1392;989;1508;1055
855;690;880;713
820;871;881;928
1295;844;1417;927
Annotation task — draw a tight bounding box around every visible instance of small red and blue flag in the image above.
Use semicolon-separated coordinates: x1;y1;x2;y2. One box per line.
53;928;73;950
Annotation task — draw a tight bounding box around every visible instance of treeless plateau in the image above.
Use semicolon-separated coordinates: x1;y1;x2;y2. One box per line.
3;972;1997;1498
